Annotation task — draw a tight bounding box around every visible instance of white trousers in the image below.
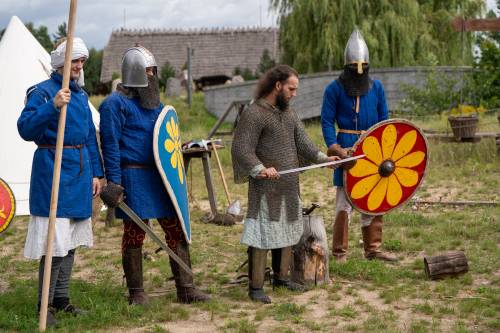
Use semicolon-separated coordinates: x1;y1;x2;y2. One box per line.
335;187;377;227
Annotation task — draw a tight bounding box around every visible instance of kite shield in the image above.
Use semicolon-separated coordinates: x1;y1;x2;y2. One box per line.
0;177;15;234
153;106;191;243
344;119;428;215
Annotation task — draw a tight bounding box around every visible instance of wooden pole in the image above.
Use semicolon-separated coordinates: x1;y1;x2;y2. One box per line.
39;0;78;331
210;143;232;204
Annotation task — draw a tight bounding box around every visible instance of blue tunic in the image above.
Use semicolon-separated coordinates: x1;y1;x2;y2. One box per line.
99;92;176;219
17;72;104;219
321;79;388;186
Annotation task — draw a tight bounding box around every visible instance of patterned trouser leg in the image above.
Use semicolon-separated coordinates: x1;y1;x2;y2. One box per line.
157;217;184;250
122;219;148;251
121;217;184;252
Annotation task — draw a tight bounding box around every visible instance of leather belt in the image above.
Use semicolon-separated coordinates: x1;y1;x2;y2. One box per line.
338;129;366;135
37;144;84;175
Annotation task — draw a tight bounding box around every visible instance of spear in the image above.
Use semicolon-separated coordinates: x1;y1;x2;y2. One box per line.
39;0;78;331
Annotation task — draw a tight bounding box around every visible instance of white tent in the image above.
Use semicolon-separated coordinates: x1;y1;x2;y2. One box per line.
0;16;101;216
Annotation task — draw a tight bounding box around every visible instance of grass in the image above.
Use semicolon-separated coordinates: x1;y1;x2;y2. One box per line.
1;92;499;332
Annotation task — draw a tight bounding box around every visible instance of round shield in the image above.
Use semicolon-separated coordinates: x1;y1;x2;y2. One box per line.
344;119;428;215
0;177;16;234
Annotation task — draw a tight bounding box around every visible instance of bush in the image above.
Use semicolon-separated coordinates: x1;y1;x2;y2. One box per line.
159;61;176;91
398;69;476;116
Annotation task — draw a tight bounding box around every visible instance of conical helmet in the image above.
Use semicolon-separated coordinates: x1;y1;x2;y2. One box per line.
344;29;369;74
121;45;157;87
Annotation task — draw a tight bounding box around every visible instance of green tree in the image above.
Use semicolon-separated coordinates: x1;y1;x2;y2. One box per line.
270;0;484;73
472;0;500;108
255;49;277;77
83;48;103;95
52;22;67;44
159;61;176;91
25;22;53;52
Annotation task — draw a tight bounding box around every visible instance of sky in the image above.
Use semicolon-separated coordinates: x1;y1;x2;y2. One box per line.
0;0;277;49
0;0;497;50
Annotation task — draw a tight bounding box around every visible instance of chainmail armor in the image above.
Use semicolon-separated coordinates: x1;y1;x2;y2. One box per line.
232;99;326;222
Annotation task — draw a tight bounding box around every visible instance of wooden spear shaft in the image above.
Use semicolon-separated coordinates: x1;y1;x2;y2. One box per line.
39;0;78;331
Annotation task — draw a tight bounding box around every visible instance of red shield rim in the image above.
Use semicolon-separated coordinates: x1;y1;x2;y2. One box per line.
0;177;16;234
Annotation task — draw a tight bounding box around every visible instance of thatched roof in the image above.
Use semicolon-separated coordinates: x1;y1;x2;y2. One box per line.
100;27;280;82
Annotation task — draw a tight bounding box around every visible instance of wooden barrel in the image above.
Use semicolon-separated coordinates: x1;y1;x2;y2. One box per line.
424;251;469;280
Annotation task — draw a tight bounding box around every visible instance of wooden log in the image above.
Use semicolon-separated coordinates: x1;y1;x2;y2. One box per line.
291;215;329;286
424;251;469;280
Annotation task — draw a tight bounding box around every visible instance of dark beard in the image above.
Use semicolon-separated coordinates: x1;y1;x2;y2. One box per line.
276;90;289;111
338;64;372;97
136;75;161;109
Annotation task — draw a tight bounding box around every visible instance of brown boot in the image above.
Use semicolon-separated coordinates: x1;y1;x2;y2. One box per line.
332;211;349;262
362;216;397;262
122;247;149;305
169;240;211;304
248;247;271;304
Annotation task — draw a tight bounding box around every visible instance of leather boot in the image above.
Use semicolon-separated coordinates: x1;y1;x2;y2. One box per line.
123;247;149;305
332;211;349;262
272;247;306;292
248;247;271;304
169;240;211;304
38;303;57;327
53;297;86;316
362;216;397;262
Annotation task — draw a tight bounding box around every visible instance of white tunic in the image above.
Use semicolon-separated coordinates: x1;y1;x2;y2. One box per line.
24;215;93;259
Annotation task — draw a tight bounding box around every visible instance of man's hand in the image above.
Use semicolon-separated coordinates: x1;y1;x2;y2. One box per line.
100;182;124;208
327;144;356;170
327;143;348;158
92;177;102;198
256;167;280;179
53;88;71;109
325;155;341;169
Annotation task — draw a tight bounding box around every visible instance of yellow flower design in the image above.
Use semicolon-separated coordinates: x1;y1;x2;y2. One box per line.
164;116;185;184
349;124;425;211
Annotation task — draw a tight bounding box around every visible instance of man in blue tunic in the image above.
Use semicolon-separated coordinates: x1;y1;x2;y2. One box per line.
321;29;397;263
99;46;210;305
18;37;104;326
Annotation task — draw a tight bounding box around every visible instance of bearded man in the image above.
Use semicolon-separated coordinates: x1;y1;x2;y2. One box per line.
99;46;210;305
232;65;339;303
321;29;397;263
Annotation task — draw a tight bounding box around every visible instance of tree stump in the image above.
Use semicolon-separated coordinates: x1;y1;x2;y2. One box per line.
424;251;469;280
291;215;329;286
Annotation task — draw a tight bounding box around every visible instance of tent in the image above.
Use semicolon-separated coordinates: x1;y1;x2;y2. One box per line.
0;16;101;216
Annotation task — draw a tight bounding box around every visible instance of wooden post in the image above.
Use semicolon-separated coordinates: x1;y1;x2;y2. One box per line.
424;251;469;280
201;152;218;217
39;1;77;331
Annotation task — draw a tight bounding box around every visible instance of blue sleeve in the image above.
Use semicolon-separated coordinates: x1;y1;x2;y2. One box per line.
376;82;389;121
17;88;59;141
321;83;338;147
85;110;104;178
99;97;125;184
